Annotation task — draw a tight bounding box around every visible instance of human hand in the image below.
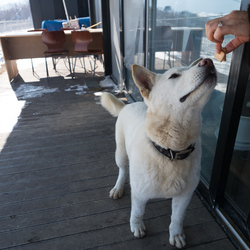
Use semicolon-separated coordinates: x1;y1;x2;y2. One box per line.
205;10;250;54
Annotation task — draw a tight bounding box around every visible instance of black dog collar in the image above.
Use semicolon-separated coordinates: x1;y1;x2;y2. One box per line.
152;141;195;161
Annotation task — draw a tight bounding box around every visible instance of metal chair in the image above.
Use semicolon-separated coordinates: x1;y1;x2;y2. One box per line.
87;31;104;78
71;30;103;78
153;26;173;69
41;30;73;80
71;30;93;77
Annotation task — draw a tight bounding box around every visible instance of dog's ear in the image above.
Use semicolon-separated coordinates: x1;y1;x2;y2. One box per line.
132;64;156;98
189;58;203;67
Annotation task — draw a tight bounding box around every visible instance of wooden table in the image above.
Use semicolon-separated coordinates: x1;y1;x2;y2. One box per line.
0;28;103;81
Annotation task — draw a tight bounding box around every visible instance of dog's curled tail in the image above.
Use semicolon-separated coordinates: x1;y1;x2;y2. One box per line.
101;92;126;117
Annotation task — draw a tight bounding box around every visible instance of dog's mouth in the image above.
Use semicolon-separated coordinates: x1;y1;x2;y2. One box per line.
180;62;216;103
179;78;207;103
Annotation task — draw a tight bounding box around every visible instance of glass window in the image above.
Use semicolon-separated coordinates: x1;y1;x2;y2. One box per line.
110;0;123;86
225;76;250;219
123;0;145;101
148;0;241;185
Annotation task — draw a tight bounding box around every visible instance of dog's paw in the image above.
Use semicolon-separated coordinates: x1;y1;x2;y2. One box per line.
109;187;123;199
169;233;186;249
130;220;146;238
169;221;186;248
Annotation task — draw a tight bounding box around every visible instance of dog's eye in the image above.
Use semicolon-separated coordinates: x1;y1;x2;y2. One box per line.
169;73;180;79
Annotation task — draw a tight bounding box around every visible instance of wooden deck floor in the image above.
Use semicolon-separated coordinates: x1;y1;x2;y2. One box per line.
0;59;237;249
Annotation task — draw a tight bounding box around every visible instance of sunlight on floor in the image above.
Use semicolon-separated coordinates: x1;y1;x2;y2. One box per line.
0;90;26;151
17;58;44;70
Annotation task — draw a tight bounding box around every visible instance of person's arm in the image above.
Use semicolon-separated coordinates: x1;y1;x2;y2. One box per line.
205;7;250;54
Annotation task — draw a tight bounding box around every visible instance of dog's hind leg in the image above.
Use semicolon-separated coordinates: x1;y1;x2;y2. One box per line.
109;134;128;199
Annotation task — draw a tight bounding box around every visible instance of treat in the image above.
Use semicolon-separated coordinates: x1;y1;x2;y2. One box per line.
214;47;227;62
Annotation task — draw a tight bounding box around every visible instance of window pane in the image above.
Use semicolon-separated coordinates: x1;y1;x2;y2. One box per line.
147;0;241;185
124;0;145;101
225;76;250;219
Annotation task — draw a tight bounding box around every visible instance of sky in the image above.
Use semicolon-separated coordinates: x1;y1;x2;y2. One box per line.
0;0;242;14
157;0;241;15
0;0;27;8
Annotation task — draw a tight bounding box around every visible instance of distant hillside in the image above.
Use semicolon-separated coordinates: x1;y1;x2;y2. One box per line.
0;2;31;21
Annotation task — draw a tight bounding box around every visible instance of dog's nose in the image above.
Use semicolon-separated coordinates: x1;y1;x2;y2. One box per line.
199;58;213;67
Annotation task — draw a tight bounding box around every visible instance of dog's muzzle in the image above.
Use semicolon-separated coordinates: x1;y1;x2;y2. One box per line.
180;58;216;103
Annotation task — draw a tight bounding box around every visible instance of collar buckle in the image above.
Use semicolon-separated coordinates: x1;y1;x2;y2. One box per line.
153;142;195;161
169;149;174;161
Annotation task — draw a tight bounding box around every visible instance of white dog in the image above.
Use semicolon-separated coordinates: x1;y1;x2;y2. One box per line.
101;58;216;248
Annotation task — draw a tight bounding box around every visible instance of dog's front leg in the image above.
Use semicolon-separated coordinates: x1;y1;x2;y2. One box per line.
169;192;193;249
109;167;126;199
130;193;147;238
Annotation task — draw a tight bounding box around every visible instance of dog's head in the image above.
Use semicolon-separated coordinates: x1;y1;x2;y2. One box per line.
132;58;217;115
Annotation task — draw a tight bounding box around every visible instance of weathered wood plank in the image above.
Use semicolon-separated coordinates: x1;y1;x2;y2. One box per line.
1;212;230;249
0;193;204;233
0;176;118;217
0;152;115;175
0;165;118;204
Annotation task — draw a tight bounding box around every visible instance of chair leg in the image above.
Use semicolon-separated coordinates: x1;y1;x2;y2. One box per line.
31;58;35;75
31;58;40;79
100;54;105;71
163;52;166;70
172;51;174;67
82;56;86;74
88;56;93;73
78;56;86;73
72;56;77;78
67;56;73;79
45;56;49;82
73;55;89;78
168;51;171;68
52;57;57;71
93;56;97;79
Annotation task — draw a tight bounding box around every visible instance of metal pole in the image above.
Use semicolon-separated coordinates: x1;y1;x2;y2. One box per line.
88;0;97;27
62;0;70;25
